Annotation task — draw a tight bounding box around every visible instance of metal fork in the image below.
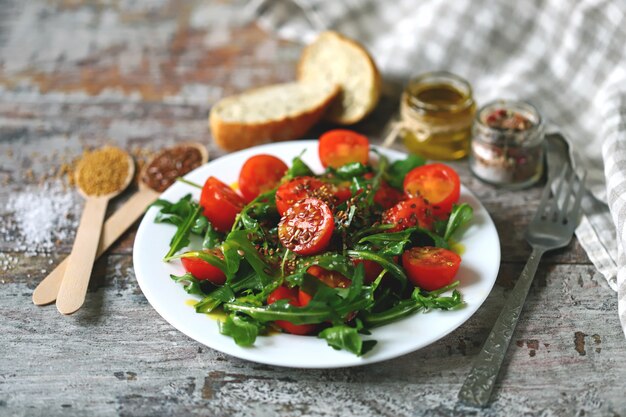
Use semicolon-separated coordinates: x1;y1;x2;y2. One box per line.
458;166;587;407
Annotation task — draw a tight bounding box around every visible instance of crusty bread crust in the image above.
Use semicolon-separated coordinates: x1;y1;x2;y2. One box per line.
210;84;340;151
298;31;381;125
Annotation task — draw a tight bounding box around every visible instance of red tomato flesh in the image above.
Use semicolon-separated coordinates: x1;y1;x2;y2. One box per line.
238;154;288;203
402;246;461;291
361;173;404;209
382;197;435;232
267;286;317;335
275;176;325;216
200;176;245;232
278;198;335;255
374;181;404;209
318;129;370;169
180;249;226;285
403;163;460;217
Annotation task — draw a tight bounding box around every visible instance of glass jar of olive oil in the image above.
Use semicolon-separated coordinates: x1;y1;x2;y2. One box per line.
400;72;475;160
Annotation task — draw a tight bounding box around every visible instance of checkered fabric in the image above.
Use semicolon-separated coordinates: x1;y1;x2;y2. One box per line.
257;0;626;337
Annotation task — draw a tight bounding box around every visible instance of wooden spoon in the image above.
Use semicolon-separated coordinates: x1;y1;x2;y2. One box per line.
56;147;135;315
33;143;208;306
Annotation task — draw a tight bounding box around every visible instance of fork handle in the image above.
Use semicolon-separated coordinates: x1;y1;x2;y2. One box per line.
458;247;545;407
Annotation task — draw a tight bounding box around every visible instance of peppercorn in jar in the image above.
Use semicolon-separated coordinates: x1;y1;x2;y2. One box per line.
469;100;545;189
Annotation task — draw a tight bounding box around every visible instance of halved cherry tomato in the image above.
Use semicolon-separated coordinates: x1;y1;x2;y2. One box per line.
402;246;461;291
238;154;288;203
275;176;325;216
318;129;369;168
267;286;317;335
403;163;460;217
181;249;226;285
382;197;435;232
200;176;245;232
278;198;334;255
299;266;352;309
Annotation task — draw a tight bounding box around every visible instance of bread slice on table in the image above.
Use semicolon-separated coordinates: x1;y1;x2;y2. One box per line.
298;31;381;125
209;82;340;151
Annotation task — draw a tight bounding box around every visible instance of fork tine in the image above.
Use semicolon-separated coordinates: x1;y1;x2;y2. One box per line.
534;172;553;220
557;169;577;223
567;170;587;226
542;166;568;220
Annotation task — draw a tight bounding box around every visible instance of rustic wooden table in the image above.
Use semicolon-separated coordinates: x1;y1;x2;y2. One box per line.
1;1;625;416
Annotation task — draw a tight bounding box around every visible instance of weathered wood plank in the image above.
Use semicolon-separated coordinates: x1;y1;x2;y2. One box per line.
1;261;623;416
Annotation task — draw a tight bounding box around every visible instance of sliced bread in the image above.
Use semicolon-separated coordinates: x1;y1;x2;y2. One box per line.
209;82;339;151
298;31;381;125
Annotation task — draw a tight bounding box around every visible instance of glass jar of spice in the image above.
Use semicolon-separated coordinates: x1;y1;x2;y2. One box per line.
395;71;475;160
469;100;545;189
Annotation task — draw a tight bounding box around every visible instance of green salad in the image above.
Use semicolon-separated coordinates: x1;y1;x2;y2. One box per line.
153;130;472;356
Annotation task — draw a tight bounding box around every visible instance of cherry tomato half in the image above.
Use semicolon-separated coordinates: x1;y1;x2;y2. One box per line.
278;198;334;255
275;176;325;216
181;249;226;285
382;197;435;232
318;129;370;169
200;176;245;232
402;246;461;291
238;154;288;203
403;163;460;217
267;286;317;335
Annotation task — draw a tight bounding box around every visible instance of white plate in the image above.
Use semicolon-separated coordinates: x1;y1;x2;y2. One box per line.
133;140;500;369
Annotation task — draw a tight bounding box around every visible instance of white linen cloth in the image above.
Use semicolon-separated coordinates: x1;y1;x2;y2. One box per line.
256;0;626;337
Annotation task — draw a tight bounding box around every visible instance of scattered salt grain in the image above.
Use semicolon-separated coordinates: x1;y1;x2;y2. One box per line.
2;181;81;255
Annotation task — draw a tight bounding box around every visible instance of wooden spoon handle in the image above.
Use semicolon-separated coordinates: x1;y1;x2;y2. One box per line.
56;197;109;315
32;189;159;306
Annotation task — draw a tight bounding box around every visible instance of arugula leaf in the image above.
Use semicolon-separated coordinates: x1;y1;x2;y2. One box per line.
195;285;235;313
163;204;203;260
284;154;314;179
443;203;473;241
344;262;365;303
191;215;208;235
224;284;374;326
169;273;208;297
334;162;369;179
153;194;196;227
218;314;262;347
231;189;278;234
222;230;276;285
318;325;376;356
385;154;426;189
194;264;263;313
357;226;450;255
362;282;463;328
351;224;396;242
202;222;222;249
366;153;389;205
347;250;407;290
284;253;354;287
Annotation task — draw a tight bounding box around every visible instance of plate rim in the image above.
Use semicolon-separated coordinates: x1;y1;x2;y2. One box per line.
133;140;501;369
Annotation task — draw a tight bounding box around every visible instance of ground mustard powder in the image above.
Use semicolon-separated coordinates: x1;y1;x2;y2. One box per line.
75;147;130;196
